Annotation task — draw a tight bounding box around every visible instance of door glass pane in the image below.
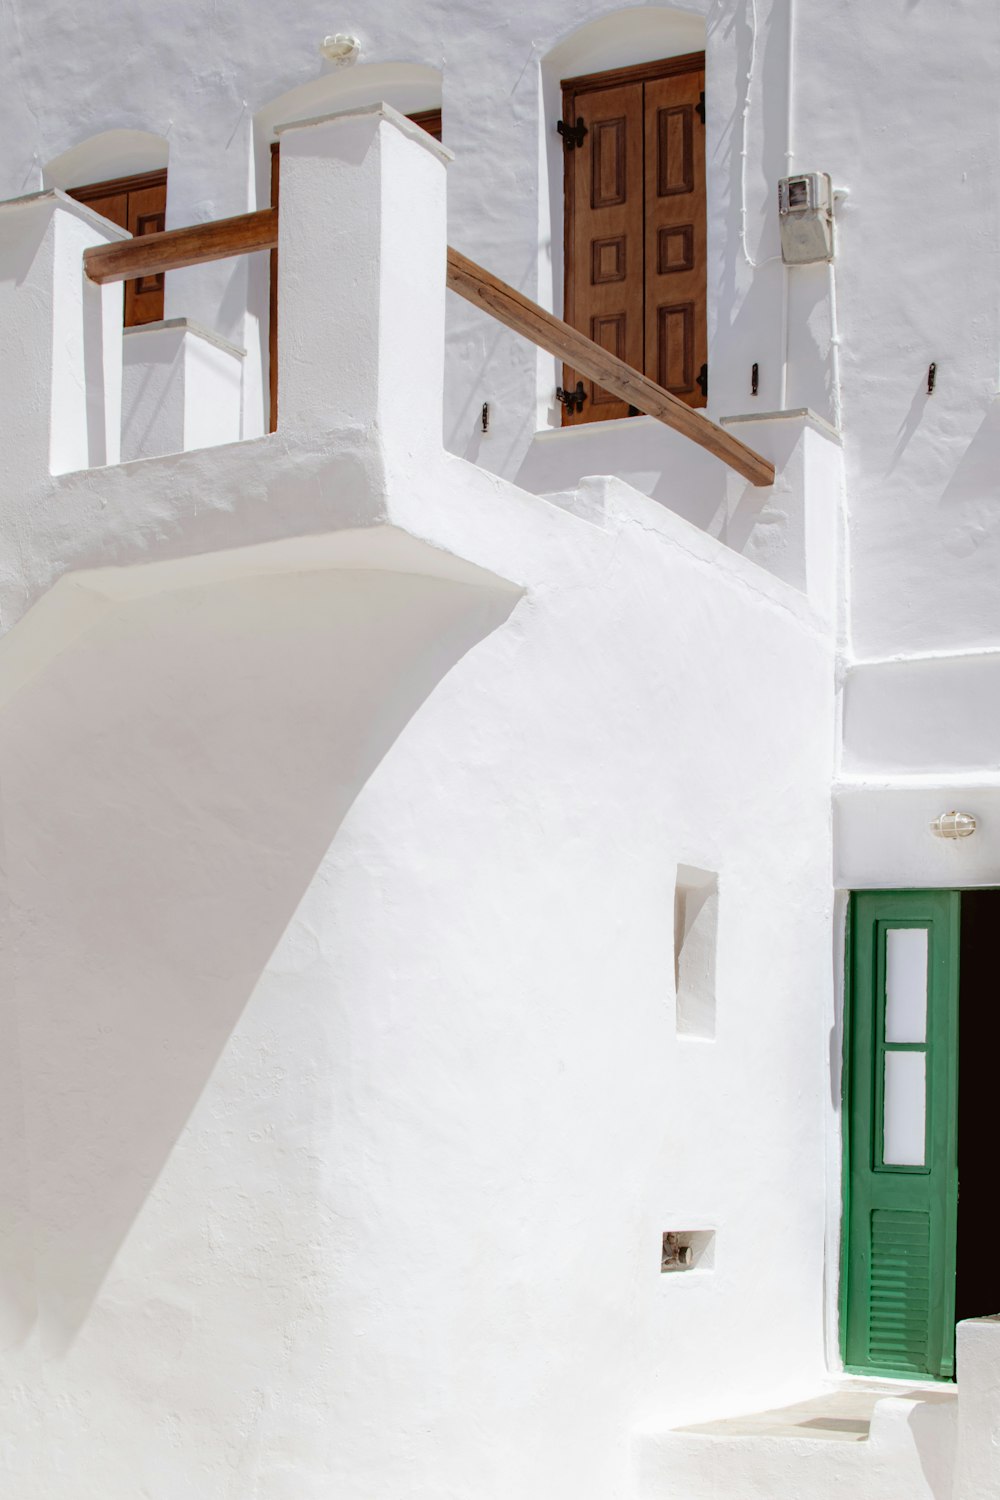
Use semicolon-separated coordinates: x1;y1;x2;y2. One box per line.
885;928;928;1044
883;1051;927;1167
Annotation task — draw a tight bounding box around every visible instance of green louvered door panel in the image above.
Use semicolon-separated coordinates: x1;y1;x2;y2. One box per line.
842;890;959;1379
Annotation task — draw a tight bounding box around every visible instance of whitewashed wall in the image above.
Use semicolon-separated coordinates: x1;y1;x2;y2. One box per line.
0;0;997;1491
0;498;835;1499
0;102;838;1498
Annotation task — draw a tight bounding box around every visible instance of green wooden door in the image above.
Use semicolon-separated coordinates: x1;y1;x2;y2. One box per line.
842;890;960;1379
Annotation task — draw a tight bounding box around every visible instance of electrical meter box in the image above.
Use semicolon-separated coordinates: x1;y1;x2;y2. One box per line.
778;172;834;264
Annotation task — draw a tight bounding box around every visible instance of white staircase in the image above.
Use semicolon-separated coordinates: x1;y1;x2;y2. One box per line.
634;1383;959;1500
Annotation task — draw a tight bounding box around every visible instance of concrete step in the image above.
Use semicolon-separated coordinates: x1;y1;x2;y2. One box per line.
634;1383;958;1500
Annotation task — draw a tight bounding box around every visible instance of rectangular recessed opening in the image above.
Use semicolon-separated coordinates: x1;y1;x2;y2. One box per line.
674;864;718;1039
661;1229;716;1273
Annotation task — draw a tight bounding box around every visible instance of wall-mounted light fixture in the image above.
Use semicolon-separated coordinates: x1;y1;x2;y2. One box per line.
319;34;360;64
930;810;977;840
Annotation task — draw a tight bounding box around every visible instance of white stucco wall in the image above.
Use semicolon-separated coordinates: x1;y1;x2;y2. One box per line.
0;0;997;1490
0;491;835;1498
0;102;841;1498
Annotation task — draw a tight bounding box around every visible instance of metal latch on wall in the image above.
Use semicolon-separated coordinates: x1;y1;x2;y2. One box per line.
557;380;587;414
696;363;708;399
557;117;588;150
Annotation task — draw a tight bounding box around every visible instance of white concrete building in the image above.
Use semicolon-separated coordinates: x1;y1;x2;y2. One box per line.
0;2;997;1497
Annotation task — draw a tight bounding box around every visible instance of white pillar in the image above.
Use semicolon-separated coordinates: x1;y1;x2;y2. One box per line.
955;1317;1000;1499
0;190;125;476
121;318;244;463
274;103;450;455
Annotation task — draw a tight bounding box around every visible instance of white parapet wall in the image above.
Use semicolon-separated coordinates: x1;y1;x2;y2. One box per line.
121;319;244;462
955;1318;1000;1500
0;190;126;476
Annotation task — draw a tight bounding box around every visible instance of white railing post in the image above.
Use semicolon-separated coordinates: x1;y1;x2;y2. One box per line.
0;191;126;476
274;103;450;455
955;1317;1000;1499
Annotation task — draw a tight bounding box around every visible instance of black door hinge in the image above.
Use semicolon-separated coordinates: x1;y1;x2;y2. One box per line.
558;116;588;150
696;91;706;125
696;363;708;398
557;380;587;414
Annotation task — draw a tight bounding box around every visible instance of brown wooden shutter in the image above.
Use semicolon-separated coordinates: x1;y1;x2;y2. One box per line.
644;66;707;407
562;81;645;425
68;170;168;327
561;54;707;426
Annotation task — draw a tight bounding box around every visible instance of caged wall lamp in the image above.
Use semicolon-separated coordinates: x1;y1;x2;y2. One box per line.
929;810;977;840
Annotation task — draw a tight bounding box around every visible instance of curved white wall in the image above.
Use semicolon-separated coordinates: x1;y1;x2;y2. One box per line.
43;129;169;190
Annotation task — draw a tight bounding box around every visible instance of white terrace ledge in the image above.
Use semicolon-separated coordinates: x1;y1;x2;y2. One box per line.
0;104;823;673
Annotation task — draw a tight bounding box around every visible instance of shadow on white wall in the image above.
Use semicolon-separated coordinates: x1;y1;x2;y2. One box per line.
0;563;516;1350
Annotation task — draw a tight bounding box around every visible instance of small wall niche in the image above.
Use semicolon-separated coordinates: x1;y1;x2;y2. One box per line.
661;1229;716;1273
674;864;718;1039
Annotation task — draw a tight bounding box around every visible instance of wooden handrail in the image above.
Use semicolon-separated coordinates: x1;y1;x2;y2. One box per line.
446;249;774;487
84;208;279;284
84;212;774;487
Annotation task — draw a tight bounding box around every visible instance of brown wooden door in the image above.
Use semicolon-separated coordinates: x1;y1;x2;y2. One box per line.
68;170;168;327
561;54;707;425
124;183;167;327
268;110;443;433
563;82;645;425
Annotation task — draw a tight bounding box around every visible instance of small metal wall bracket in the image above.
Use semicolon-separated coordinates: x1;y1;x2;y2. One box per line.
481;401;490;433
696;363;708;399
557;380;587;414
927;362;937;395
557;117;588;150
751;362;759;397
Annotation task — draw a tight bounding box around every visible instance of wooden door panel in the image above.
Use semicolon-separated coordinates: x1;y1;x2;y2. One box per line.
562;80;644;425
125;183;167;326
88;190;129;232
655;105;694;196
644;68;706;408
657;302;695;392
68;171;168;328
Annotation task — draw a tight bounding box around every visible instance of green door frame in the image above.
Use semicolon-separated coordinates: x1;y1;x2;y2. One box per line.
840;889;960;1380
